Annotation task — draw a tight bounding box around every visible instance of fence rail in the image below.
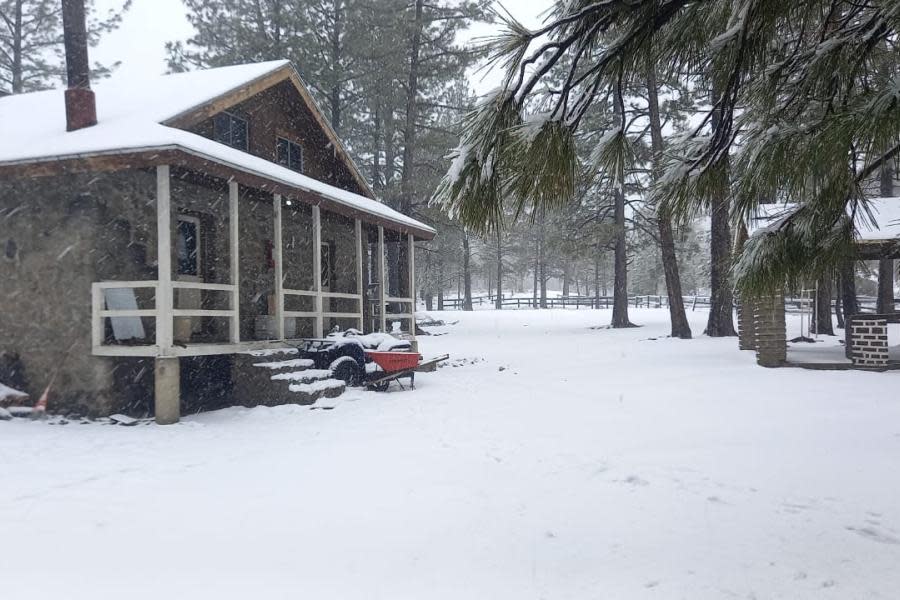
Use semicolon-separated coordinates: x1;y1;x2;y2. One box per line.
435;294;899;312
436;294;711;311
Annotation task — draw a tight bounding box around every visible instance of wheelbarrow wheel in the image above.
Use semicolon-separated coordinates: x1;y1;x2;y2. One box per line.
368;379;391;392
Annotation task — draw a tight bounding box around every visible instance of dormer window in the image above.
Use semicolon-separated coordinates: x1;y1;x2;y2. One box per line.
213;112;248;151
276;136;304;172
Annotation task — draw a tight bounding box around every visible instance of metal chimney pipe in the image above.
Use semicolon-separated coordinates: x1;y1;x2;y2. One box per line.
61;0;97;131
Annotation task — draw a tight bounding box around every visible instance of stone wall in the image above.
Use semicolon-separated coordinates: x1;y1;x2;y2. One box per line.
0;170;157;415
848;317;889;367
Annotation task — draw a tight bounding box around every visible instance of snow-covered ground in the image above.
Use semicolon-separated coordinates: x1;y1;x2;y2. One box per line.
2;308;900;599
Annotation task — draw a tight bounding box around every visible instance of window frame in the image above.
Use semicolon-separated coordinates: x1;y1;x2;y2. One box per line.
213;111;249;151
176;214;202;279
276;135;304;173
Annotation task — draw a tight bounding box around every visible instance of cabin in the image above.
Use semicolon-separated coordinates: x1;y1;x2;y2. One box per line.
0;58;435;422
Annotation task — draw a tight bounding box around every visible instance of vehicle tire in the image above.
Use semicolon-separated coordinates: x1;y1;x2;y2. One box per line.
330;356;361;386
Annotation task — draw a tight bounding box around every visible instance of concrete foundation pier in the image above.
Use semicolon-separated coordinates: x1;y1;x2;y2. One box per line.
154;357;180;425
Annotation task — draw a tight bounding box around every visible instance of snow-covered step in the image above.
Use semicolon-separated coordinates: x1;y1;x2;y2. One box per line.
287;379;346;404
271;369;333;384
234;348;349;407
253;358;315;371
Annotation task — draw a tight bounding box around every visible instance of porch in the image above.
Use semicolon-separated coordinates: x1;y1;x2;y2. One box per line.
91;165;417;362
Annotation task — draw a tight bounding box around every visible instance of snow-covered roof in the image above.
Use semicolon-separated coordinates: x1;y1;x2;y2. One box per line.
748;197;900;242
0;61;435;236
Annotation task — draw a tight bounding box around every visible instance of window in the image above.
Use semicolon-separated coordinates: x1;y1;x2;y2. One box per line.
321;242;335;290
176;216;201;277
213;112;248;151
276;137;304;172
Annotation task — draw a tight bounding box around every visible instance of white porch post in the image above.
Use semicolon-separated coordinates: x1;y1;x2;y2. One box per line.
355;218;364;332
378;225;387;333
156;165;173;353
229;180;240;343
312;204;323;337
273;194;285;340
155;165;179;425
408;232;416;335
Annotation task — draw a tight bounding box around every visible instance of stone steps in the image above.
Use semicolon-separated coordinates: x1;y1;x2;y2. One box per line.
233;348;346;407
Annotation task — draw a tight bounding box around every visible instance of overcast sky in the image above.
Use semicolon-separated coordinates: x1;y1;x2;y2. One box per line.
92;0;553;95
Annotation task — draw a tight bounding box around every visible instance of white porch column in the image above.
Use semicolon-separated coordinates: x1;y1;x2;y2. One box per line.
155;165;179;425
355;218;364;332
312;204;323;337
156;165;173;353
229;180;240;343
408;232;416;335
273;194;285;340
378;225;387;333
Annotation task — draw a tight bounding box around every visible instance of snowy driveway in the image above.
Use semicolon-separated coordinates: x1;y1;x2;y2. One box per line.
2;308;899;599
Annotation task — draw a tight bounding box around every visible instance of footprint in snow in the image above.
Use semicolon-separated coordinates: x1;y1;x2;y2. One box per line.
624;475;649;487
845;525;900;545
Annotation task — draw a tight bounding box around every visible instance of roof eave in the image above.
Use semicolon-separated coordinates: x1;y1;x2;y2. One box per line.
0;147;436;240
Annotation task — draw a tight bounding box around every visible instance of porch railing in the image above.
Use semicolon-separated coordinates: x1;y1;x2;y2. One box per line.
92;280;240;357
282;288;364;336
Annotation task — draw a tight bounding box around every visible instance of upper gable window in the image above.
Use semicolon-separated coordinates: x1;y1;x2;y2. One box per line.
213;112;248;151
276;137;304;173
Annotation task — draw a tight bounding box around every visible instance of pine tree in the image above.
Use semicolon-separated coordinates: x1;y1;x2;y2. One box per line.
434;0;900;319
0;0;131;94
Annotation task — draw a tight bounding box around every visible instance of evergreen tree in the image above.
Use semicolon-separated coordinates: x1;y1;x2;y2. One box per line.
0;0;131;94
434;0;900;325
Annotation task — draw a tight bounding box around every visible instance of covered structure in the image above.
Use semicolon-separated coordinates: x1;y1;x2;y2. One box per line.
740;197;899;369
0;60;434;421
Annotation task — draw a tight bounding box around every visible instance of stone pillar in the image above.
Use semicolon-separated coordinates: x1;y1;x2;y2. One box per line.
754;293;786;367
154;357;180;425
737;295;757;351
849;317;889;367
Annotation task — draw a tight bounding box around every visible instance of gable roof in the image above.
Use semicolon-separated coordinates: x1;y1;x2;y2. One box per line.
0;61;434;238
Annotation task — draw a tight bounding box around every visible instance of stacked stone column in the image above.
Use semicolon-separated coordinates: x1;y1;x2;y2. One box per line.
737;295;758;351
753;293;786;367
848;317;889;367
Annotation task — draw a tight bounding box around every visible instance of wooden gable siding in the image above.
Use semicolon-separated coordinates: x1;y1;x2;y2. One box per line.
186;81;364;197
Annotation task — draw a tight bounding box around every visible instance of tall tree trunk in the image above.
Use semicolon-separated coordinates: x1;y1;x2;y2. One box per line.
594;246;601;306
399;0;424;215
539;208;547;308
462;230;473;311
706;84;737;337
646;66;691;338
813;275;834;335
437;254;444;311
840;261;858;317
372;98;382;191
495;230;503;310
834;275;844;330
881;159;895;197
12;1;23;93
533;234;539;308
611;82;632;327
562;267;570;297
328;0;344;133
877;259;895;314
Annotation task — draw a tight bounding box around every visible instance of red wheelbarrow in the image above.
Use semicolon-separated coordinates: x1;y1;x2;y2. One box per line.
364;350;449;391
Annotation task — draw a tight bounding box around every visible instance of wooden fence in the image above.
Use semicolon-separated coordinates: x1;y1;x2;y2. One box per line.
435;294;898;312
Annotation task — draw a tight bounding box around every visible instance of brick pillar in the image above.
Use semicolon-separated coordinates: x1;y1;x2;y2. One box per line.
737;295;757;351
754;293;786;367
849;317;889;367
